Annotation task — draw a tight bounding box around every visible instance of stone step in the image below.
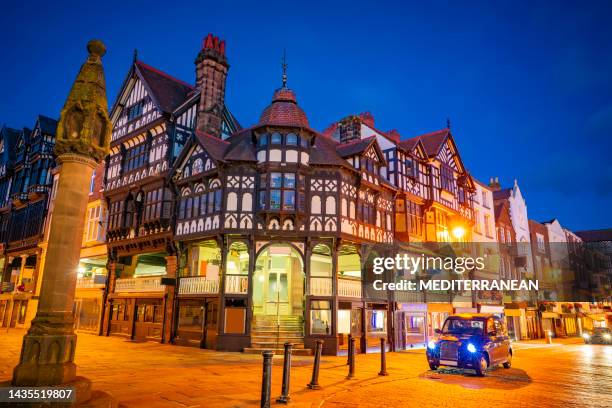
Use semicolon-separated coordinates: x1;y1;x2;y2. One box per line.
243;347;312;356
251;341;305;348
251;330;303;336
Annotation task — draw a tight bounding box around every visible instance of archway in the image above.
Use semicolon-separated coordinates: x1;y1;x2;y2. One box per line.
253;244;304;317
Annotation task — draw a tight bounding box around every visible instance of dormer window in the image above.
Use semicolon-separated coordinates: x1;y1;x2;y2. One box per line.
258;134;269;147
271;132;282;144
286;133;298;145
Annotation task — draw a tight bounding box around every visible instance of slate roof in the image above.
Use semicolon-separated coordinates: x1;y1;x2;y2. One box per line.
575;229;612;242
335;136;376;157
310;135;353;169
135;61;195;113
223;129;257;162
37;115;58;135
493;188;512;200
401;128;449;157
194;130;230;162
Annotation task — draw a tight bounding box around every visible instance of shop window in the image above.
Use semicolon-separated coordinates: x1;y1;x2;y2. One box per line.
338;245;361;279
177;304;203;333
225;242;249;294
310;300;331;335
187;241;220;278
367;309;387;333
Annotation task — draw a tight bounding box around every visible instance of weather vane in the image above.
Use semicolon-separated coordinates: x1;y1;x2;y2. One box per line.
282;49;288;88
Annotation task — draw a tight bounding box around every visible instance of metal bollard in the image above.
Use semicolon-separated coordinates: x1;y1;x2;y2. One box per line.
346;333;352;365
261;350;274;408
276;342;293;404
347;336;356;379
307;339;324;390
378;338;388;376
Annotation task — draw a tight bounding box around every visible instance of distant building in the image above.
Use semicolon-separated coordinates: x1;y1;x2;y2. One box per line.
0;115;58;328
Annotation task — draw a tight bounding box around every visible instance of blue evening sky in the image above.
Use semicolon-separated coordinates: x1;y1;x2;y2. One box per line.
1;1;610;231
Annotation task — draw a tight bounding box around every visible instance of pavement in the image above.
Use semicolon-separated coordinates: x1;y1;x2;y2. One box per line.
0;329;611;408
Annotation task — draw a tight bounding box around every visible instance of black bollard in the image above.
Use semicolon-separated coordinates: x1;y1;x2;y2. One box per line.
261;350;274;408
307;339;324;390
378;338;388;376
346;333;352;365
347;336;356;379
276;342;293;404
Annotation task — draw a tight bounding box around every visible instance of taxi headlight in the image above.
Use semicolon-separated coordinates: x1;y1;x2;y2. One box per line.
427;340;437;350
582;333;590;339
604;333;611;340
467;343;477;353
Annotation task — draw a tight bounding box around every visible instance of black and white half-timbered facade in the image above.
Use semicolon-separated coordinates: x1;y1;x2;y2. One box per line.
97;34;477;355
0;115;58;329
101;35;239;343
324;113;477;350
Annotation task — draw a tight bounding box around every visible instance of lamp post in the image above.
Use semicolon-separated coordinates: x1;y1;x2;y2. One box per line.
12;40;111;395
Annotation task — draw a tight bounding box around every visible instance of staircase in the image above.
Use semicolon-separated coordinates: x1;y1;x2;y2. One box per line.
243;315;311;356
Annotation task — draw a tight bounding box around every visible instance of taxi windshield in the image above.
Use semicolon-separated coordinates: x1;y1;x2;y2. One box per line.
442;318;484;335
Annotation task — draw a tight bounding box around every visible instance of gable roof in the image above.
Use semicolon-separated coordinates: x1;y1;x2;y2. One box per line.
493;188;512;200
37;115;58;135
223;129;257;162
135;61;194;113
335;136;376;157
310;135;353;169
194;130;230;162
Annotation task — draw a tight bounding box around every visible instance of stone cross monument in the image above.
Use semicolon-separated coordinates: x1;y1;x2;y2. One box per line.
12;40;111;388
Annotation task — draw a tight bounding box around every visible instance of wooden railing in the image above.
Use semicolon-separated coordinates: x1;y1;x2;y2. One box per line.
114;276;165;293
178;276;219;295
338;278;362;298
225;274;248;294
310;277;332;296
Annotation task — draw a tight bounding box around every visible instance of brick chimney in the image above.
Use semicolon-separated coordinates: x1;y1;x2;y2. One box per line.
195;33;229;138
488;176;501;191
338;115;361;143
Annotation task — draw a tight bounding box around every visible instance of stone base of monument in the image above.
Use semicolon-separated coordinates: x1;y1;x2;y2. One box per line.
0;377;118;407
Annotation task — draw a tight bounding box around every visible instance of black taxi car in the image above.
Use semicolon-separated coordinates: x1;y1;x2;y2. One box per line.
426;313;513;376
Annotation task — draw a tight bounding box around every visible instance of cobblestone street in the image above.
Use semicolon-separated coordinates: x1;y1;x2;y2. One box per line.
1;329;611;407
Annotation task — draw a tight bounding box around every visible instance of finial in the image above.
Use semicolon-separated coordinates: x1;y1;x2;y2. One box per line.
446;117;451;130
281;49;288;88
133;48;138;63
87;40;106;60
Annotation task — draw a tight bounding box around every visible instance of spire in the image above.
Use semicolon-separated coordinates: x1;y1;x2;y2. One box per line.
446;117;451;130
54;40;112;163
133;48;138;63
281;49;288;88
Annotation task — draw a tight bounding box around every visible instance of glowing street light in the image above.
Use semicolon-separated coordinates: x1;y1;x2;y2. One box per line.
452;226;466;240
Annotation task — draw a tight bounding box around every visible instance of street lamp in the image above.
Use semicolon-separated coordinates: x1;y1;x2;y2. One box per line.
452;226;466;240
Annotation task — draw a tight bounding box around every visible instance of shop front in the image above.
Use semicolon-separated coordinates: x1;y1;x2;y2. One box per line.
394;302;427;350
427;302;454;338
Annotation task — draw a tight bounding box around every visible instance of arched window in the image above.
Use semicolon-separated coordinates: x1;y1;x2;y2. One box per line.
325;196;336;215
271;132;282;144
123;195;135;229
242;192;253;212
338;244;361;279
227;192;237;211
311;196;321;214
258;133;269;147
286;133;298;145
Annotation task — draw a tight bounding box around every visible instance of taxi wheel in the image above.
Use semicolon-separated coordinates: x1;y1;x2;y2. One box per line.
474;354;488;377
428;362;438;371
503;352;512;369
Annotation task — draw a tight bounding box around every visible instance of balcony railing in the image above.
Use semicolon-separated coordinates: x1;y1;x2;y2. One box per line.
338;278;362;298
225;274;248;294
114;276;165;293
309;277;332;296
76;277;106;289
178;276;219;295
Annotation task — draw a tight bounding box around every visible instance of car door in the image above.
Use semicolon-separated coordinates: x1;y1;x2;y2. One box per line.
486;318;500;363
494;319;509;361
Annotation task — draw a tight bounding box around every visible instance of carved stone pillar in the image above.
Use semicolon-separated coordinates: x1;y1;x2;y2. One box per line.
11;40;112;390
